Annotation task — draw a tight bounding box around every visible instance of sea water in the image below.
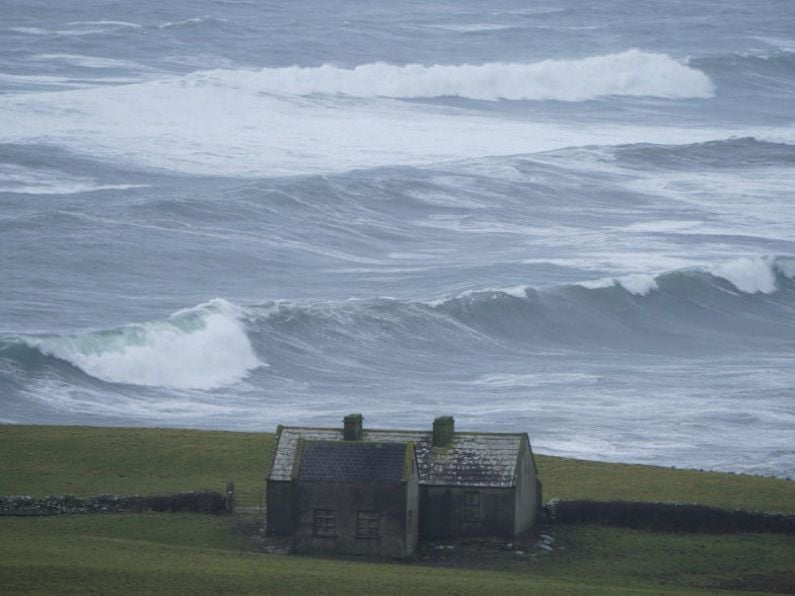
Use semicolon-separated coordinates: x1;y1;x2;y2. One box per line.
1;0;794;477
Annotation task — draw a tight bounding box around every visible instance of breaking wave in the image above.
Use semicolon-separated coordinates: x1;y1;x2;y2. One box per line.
188;49;715;101
157;16;230;30
6;299;261;390
245;256;795;353
0;164;146;195
1;257;793;396
578;256;792;296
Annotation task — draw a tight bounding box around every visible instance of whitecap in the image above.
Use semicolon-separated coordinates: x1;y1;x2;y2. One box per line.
710;256;778;294
193;49;714;102
29;299;262;390
0;164;146;195
617;274;659;296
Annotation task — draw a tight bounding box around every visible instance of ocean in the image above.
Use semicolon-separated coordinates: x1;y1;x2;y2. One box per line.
1;0;793;477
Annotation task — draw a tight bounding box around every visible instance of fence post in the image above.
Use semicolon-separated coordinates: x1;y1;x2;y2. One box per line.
225;481;235;513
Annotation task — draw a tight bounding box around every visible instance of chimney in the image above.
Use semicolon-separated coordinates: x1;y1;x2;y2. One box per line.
343;413;363;441
432;416;454;447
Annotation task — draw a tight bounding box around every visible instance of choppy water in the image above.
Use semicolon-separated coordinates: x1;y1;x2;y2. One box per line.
1;0;794;477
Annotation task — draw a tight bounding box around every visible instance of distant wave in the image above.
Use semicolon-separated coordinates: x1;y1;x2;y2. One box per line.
30;54;146;70
8;21;143;38
692;50;795;94
65;21;142;29
604;137;795;170
248;256;795;350
188;49;715;101
426;23;518;33
5;299;261;389
0;164;146;195
1;258;793;396
7;27;50;36
576;256;792;296
158;16;229;30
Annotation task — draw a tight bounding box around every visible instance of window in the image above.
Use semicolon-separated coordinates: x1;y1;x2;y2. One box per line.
356;511;380;538
464;491;481;521
313;509;336;537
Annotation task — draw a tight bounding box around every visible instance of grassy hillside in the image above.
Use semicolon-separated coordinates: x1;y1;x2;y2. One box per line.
0;425;273;508
0;425;793;595
1;425;792;512
537;455;795;513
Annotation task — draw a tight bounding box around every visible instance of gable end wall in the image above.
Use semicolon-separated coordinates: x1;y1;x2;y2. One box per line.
513;435;541;535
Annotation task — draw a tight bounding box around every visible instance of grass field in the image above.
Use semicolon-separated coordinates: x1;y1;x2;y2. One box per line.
0;425;793;595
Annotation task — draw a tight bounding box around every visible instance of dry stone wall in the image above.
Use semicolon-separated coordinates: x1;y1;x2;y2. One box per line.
0;491;227;516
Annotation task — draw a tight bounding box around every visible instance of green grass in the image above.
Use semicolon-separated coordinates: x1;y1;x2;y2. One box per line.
0;425;273;507
1;515;791;595
535;454;795;513
0;425;793;595
2;425;792;512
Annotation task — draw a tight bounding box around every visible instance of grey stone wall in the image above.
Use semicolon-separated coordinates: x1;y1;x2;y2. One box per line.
292;480;415;558
266;480;295;536
404;462;420;553
513;436;542;535
0;492;227;515
420;486;516;539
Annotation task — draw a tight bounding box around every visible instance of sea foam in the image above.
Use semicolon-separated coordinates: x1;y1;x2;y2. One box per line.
0;50;728;177
710;256;779;294
192;49;715;101
30;299;261;390
578;273;659;296
574;257;793;297
0;164;145;195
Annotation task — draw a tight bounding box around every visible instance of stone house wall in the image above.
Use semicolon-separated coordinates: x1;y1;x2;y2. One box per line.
513;435;543;535
420;486;515;539
292;476;418;558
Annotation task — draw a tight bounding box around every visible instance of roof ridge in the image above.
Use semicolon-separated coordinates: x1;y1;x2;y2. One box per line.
281;426;526;437
304;438;409;446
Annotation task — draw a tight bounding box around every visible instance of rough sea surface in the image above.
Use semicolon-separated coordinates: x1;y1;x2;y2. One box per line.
1;0;794;477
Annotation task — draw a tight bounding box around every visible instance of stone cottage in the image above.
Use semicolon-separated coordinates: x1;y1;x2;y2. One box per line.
266;414;542;555
290;437;419;558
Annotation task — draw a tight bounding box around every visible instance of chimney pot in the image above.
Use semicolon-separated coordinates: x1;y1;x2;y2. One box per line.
343;413;363;441
432;416;455;447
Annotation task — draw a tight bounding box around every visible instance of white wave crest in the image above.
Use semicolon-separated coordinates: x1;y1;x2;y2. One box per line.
0;50;728;177
31;54;145;70
17;21;143;37
8;27;49;35
196;50;714;101
617;274;659;296
158;16;226;29
30;299;261;389
577;273;658;296
710;256;778;294
0;164;146;195
469;373;599;388
427;23;516;33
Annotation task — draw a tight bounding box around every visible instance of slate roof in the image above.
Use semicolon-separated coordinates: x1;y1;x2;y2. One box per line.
297;440;408;482
269;427;527;488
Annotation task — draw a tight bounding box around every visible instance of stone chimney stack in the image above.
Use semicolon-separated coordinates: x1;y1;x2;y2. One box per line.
432;416;455;447
343;413;363;441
